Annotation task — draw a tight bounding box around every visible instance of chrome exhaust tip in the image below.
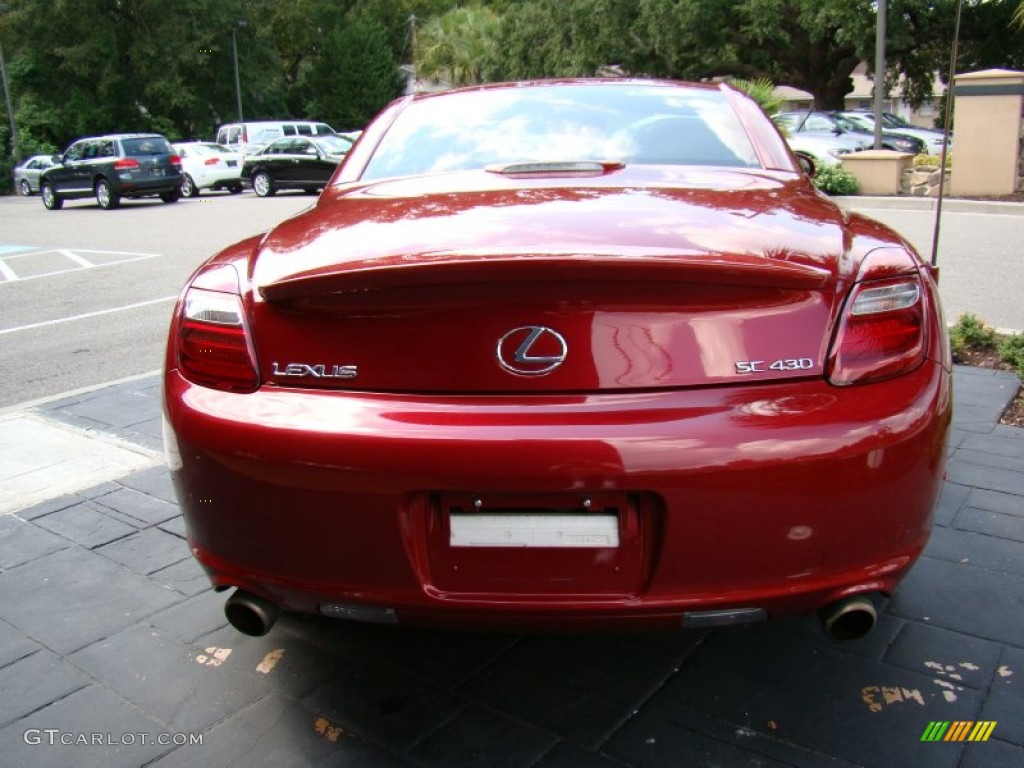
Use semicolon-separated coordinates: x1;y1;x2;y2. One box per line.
819;595;877;642
224;589;280;637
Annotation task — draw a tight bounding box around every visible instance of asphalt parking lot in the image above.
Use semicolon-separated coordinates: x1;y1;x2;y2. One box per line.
0;193;310;407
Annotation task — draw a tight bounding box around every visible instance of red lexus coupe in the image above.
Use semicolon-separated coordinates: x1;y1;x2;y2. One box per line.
163;80;952;641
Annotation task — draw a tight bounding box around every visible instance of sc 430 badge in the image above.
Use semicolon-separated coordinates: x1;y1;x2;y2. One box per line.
736;358;814;374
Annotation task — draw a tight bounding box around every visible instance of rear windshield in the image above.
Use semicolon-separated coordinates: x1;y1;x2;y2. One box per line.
316;134;355;155
122;137;175;156
362;84;760;181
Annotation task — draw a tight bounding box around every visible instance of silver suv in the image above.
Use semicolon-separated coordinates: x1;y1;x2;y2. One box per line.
40;133;184;210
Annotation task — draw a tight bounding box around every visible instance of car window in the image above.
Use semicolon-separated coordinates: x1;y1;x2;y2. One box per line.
296;124;313;135
96;139;116;158
282;125;296;136
843;114;873;131
802;115;834;132
64;142;86;162
831;115;862;132
362;84;759;180
316;134;354;155
122;137;174;155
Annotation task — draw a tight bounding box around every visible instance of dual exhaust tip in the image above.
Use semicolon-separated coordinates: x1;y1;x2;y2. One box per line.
224;589;280;637
223;588;878;642
818;595;878;642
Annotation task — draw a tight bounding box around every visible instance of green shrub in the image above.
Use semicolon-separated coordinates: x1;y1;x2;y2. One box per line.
813;164;859;195
999;333;1024;376
913;152;952;169
949;313;998;355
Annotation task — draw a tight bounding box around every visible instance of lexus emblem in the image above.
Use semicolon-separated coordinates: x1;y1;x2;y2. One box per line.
496;326;568;376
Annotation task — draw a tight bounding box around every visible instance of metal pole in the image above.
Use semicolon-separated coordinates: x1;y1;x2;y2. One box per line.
232;25;244;122
0;3;19;163
873;0;887;150
930;0;963;269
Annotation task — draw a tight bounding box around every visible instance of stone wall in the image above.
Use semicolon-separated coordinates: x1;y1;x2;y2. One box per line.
901;166;950;197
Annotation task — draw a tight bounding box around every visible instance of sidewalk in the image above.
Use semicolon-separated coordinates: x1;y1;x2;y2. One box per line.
0;368;1021;767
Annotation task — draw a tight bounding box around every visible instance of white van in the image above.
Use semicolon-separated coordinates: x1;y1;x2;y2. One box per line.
215;121;337;155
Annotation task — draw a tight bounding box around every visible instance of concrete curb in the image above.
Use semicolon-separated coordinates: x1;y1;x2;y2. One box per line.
834;195;1024;216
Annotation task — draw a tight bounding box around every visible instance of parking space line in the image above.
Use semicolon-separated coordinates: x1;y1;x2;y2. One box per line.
0;259;17;282
58;248;95;268
0;249;160;284
0;296;178;336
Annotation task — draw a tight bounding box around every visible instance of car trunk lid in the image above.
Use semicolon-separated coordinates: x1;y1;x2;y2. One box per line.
248;170;849;393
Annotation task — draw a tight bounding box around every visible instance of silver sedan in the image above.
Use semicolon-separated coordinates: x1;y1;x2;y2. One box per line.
12;155;56;196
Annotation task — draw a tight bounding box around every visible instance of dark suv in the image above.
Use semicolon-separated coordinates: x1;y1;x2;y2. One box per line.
40;133;183;210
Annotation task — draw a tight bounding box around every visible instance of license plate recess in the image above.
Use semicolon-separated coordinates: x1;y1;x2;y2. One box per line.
424;491;654;597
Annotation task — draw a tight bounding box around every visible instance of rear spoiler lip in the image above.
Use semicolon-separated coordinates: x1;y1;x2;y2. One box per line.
258;250;833;302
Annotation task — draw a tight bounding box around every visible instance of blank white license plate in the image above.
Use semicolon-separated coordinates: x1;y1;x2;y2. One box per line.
449;513;619;548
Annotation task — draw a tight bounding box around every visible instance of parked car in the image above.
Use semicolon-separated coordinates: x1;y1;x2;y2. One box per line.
784;132;865;175
216;120;337;155
842;110;950;155
40;133;183;210
12;154;56;196
173;142;244;197
165;80;951;641
241;134;354;196
773;111;925;155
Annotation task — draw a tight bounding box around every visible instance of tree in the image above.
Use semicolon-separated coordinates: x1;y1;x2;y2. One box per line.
729;78;785;115
0;0;288;146
495;0;644;81
416;6;503;86
299;17;403;130
632;0;894;109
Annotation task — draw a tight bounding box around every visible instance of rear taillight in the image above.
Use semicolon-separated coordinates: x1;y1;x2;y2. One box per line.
204;158;220;166
114;158;140;170
176;265;259;393
170;155;182;168
827;277;926;386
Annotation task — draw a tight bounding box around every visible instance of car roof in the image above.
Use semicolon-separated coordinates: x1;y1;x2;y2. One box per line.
78;133;168;140
405;77;728;106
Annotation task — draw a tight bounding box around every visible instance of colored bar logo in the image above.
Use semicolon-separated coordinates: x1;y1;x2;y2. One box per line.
921;721;997;742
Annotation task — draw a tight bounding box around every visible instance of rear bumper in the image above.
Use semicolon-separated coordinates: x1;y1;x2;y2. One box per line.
191;168;242;189
113;173;182;197
164;359;951;630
